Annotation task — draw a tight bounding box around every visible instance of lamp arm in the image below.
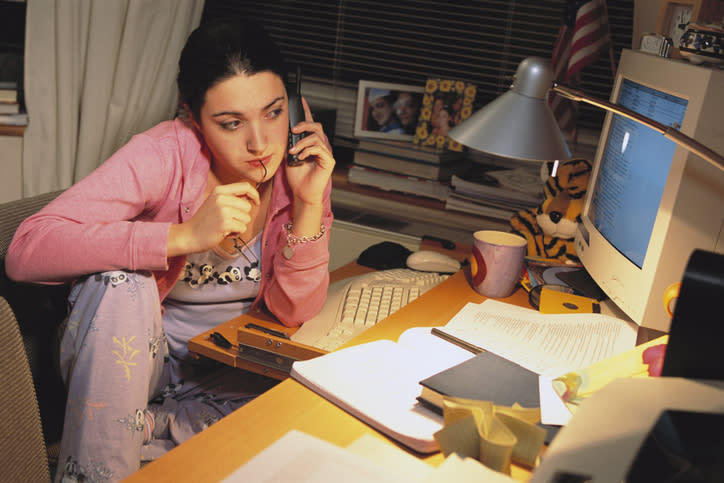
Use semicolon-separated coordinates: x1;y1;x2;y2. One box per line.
553;83;724;173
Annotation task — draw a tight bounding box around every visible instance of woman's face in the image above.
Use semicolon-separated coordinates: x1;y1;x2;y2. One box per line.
195;71;289;186
433;109;451;134
395;93;419;127
370;97;393;127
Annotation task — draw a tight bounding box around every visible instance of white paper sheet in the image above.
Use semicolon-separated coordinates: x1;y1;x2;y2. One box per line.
290;327;474;453
438;299;638;376
221;430;405;482
224;430;518;483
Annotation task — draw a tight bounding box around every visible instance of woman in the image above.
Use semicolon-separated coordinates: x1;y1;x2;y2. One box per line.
431;103;455;137
6;18;335;481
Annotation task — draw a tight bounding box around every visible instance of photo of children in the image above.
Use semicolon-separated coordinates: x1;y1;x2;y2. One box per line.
354;81;424;141
414;78;476;151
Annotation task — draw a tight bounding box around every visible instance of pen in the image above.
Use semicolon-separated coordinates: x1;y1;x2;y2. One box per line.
430;328;482;354
245;323;290;340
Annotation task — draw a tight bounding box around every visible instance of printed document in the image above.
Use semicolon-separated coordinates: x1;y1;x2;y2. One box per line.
437;299;638;376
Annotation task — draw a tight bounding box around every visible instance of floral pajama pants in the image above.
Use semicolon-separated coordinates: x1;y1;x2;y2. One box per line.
54;270;276;483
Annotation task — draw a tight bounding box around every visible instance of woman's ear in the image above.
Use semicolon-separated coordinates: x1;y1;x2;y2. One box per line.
189;111;202;132
181;103;202;131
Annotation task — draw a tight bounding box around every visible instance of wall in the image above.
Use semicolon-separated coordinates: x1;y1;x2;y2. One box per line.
633;0;663;49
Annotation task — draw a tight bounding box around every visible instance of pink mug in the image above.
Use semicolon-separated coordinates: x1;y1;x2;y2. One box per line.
470;230;527;298
663;282;681;318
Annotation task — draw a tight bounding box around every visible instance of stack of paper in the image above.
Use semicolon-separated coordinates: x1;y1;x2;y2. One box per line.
436;299;638;376
448;173;542;214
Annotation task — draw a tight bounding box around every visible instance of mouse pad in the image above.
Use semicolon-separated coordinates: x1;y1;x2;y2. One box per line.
357;241;412;270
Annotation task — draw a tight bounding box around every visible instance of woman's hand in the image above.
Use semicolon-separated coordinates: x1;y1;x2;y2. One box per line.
285;98;336;207
167;183;260;257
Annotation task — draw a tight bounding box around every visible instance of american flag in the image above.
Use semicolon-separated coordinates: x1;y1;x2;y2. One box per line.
550;0;612;139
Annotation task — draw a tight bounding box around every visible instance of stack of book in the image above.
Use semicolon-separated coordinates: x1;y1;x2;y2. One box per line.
346;138;545;222
347;164;452;201
0;82;27;126
445;167;543;220
346;138;470;201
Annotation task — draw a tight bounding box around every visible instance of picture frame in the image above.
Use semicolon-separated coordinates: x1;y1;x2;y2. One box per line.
655;0;724;57
354;80;425;141
413;78;477;152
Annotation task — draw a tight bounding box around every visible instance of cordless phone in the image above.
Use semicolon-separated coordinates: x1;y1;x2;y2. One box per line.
287;66;307;166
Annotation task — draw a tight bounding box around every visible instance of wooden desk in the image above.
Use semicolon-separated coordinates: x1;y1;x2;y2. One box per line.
126;268;535;482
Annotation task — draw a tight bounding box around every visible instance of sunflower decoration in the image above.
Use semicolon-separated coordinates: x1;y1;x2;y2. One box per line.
415;124;429;140
448;140;464;151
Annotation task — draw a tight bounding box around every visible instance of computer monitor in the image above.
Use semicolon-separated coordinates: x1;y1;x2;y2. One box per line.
574;49;724;333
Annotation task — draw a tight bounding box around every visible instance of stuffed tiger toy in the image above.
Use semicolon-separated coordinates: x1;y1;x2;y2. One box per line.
510;158;592;263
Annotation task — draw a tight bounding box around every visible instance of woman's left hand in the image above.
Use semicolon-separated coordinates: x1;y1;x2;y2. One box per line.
285;98;336;205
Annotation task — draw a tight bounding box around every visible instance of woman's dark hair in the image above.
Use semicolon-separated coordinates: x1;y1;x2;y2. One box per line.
177;18;287;120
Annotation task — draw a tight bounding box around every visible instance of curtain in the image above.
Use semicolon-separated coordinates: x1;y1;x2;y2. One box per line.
22;0;204;197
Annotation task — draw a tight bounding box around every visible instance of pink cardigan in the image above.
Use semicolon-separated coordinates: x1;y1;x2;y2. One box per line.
6;119;332;327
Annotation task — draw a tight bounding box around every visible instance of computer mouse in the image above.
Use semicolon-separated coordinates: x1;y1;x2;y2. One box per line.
406;250;461;273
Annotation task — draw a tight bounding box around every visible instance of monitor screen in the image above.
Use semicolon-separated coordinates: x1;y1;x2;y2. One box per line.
588;80;688;268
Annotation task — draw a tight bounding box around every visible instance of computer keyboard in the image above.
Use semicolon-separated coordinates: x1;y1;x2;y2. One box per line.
291;269;449;351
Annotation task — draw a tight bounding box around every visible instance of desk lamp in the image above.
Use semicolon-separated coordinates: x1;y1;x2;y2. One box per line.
448;56;724;172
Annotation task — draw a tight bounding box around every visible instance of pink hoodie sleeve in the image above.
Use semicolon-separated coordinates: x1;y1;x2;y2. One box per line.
6;134;178;284
259;178;333;327
265;213;333;327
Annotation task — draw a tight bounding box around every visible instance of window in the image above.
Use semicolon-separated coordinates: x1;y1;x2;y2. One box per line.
0;0;26;97
201;0;633;142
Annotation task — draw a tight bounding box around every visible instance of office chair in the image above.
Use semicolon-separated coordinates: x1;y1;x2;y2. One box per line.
0;190;70;481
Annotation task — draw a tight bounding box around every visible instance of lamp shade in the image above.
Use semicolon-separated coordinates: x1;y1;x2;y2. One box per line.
449;57;571;162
